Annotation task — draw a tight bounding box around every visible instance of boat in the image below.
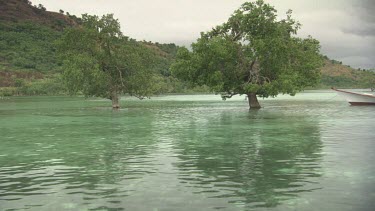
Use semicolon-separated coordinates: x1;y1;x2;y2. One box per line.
332;88;375;105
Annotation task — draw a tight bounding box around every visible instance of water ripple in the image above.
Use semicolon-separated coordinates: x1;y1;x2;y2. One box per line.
1;94;374;210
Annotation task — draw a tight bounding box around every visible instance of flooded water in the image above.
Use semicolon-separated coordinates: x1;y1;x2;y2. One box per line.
0;91;374;211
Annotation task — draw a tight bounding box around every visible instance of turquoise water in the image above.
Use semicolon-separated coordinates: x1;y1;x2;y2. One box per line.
0;92;374;210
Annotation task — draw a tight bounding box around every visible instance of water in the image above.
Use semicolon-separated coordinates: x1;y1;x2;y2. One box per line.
0;91;374;211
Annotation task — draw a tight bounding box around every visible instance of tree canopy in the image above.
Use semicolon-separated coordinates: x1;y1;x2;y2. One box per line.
171;0;323;109
57;14;159;108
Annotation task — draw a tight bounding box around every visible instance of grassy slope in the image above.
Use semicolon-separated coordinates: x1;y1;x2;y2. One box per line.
0;0;76;93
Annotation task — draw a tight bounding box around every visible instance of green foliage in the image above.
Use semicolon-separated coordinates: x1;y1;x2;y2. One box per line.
154;43;179;57
0;75;65;96
18;76;66;95
0;87;17;97
12;76;25;87
0;22;62;72
172;0;323;101
140;42;179;77
321;75;357;88
318;63;375;89
57;14;161;103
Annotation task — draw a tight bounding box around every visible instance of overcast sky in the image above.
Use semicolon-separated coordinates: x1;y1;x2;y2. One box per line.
32;0;375;69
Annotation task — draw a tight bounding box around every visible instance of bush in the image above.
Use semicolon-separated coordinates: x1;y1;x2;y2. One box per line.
18;77;66;95
0;87;17;97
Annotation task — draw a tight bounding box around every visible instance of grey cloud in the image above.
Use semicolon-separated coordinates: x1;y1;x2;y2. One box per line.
341;0;375;37
342;26;375;37
322;42;375;69
357;0;375;22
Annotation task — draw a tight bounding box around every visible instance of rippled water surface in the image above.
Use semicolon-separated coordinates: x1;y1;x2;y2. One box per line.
0;92;374;211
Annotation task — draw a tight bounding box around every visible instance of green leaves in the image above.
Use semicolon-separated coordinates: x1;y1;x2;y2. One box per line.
172;0;323;105
57;14;160;103
62;53;108;97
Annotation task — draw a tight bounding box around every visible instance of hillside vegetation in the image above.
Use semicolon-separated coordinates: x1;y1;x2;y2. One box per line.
320;58;375;89
0;0;374;96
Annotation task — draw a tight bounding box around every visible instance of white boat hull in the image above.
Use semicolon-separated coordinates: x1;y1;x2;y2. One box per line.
332;88;375;105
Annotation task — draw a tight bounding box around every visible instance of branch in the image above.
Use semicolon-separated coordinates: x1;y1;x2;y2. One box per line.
129;91;147;100
249;60;256;71
221;92;238;100
247;59;257;83
259;75;271;84
232;31;243;41
116;66;125;88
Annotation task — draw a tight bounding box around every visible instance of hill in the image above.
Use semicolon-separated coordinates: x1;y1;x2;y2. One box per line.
0;0;77;29
0;0;82;95
320;57;375;89
0;0;374;96
0;0;188;96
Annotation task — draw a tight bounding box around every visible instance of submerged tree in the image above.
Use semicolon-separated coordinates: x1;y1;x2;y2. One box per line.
171;0;323;109
57;14;158;108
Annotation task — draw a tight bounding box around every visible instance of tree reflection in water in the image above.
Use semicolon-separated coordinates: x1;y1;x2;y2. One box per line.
172;109;323;208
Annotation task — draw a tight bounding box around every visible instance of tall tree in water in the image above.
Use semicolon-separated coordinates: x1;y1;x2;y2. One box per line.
58;14;157;108
171;0;323;109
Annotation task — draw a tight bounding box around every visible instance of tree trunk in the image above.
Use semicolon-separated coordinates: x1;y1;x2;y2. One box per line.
247;93;261;109
111;90;120;109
